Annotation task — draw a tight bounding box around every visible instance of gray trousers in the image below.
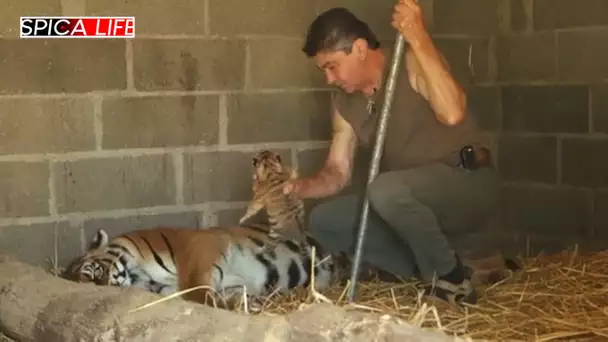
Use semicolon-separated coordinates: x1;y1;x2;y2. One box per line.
309;162;501;283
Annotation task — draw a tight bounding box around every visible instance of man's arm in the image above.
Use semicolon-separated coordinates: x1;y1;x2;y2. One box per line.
291;103;357;199
393;0;467;126
406;36;466;126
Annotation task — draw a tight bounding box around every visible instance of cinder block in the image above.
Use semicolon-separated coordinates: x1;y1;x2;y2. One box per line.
0;98;95;155
54;155;176;213
0;40;126;94
82;211;203;245
465;85;501;131
500;184;591;238
0;1;62;37
209;0;316;37
102;95;219;149
86;0;207;35
495;32;557;82
591;191;608;238
248;39;326;89
133;39;246;91
183;149;292;203
591;85;608;134
0;161;50;218
432;0;500;35
510;0;532;32
502;85;589;133
0;220;82;269
226;91;332;144
534;0;608;30
561;138;608;188
433;37;490;85
497;135;557;184
557;29;608;82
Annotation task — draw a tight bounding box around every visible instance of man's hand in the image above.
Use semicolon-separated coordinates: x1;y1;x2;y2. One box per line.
283;179;299;196
391;0;427;47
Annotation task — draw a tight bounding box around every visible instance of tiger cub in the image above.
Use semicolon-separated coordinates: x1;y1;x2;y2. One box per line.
239;150;308;252
62;224;344;308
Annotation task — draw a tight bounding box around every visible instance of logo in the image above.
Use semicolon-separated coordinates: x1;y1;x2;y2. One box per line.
20;17;135;38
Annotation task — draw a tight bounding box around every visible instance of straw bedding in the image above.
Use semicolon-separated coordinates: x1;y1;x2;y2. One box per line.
233;248;608;342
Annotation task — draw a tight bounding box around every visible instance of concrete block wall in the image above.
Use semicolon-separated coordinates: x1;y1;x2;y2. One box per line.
0;0;606;270
468;0;608;256
436;0;608;256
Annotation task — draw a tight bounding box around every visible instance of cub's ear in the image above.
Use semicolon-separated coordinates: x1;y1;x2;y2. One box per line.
289;167;299;179
89;229;109;250
252;154;261;167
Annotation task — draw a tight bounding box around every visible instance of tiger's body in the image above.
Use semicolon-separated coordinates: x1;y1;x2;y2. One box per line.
239;150;308;250
62;224;346;307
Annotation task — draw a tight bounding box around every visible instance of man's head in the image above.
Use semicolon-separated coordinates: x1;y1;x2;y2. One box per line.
303;7;383;94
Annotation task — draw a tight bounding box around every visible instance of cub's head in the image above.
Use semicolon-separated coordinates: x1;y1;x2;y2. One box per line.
252;150;284;181
61;229;125;287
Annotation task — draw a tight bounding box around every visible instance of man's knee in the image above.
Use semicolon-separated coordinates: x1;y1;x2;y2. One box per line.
308;197;358;252
308;195;358;234
308;202;330;234
367;171;414;213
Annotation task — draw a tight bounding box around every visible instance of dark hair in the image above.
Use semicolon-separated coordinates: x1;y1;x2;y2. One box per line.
302;7;380;57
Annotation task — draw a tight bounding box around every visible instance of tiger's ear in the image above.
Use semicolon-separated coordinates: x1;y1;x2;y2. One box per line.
89;229;109;250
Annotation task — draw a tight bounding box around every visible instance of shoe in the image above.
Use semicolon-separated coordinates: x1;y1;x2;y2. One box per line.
422;278;478;308
421;255;478;309
462;251;522;286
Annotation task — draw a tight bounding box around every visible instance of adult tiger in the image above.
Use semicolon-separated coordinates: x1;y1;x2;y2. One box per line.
62;224;347;307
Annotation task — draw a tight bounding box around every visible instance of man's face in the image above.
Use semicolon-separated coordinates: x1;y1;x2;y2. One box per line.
313;41;367;93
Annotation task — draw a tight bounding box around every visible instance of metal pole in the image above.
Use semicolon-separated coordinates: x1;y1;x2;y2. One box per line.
347;33;406;302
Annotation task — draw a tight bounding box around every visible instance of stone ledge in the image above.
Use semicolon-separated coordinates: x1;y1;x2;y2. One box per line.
0;254;470;342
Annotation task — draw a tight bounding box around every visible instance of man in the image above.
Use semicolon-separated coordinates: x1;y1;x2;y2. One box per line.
284;3;504;307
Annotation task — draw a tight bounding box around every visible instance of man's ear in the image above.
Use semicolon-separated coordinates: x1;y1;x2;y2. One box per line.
352;38;368;60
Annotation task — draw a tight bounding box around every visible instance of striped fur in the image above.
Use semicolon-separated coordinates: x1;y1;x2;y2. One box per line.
239;150;308;250
62;224;347;307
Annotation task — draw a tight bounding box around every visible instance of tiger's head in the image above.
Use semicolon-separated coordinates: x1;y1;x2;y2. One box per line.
61;229;132;288
252;150;284;181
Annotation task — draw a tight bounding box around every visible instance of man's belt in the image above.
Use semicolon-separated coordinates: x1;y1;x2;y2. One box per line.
445;145;493;171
